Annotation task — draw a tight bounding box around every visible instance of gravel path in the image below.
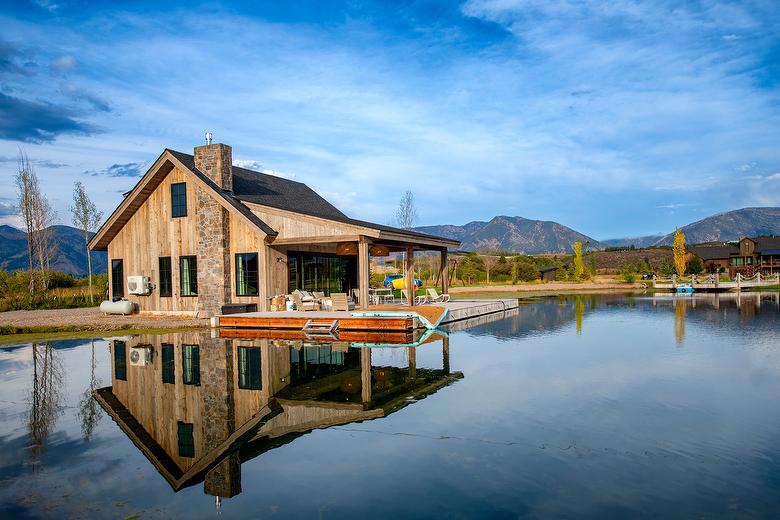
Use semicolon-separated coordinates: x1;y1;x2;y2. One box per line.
0;306;208;331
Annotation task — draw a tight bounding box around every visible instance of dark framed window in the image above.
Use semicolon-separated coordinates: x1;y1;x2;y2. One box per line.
114;340;127;381
177;422;195;458
287;252;357;296
111;259;124;298
238;347;262;390
159;257;172;297
236;253;259;296
182;344;200;385
171;182;187;218
179;256;198;296
162;343;175;384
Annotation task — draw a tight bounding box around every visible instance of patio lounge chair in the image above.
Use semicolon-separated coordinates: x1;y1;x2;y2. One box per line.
401;289;428;306
426;288;451;303
330;293;355;311
291;292;318;311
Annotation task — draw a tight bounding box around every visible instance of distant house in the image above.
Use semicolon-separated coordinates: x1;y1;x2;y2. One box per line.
539;265;559;282
687;236;780;277
89;142;459;317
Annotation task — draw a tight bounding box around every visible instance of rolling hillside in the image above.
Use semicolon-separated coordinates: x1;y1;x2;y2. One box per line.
416;215;605;254
0;224;107;276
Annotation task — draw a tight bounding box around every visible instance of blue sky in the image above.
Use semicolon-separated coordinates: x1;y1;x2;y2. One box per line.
1;0;778;240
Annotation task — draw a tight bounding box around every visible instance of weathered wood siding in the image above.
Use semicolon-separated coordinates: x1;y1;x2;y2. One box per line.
107;167;199;313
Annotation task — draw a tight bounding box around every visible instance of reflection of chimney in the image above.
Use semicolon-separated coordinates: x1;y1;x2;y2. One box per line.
201;336;241;498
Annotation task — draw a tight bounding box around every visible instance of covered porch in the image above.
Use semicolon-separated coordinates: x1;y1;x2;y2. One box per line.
268;232;455;310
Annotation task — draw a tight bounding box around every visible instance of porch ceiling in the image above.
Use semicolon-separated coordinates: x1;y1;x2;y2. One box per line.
269;234;449;252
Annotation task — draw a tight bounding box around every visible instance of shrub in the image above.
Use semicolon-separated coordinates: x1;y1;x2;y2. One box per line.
514;260;539;282
47;271;77;289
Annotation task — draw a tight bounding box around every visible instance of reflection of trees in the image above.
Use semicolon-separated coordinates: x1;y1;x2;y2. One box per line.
28;342;64;464
674;299;686;346
575;296;584;335
77;339;102;440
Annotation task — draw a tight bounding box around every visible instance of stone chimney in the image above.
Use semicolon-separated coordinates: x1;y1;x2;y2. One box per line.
194;141;232;317
194;143;233;191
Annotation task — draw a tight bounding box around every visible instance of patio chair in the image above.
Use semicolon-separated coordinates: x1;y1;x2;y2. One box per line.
426;288;451;303
330;293;355;311
312;291;325;300
291;292;318;311
401;289;428;306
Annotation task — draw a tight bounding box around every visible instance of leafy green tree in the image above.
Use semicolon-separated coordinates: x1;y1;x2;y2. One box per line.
686;256;704;275
659;259;675;276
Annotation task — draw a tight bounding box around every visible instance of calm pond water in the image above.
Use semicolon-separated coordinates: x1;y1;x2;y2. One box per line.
1;293;780;519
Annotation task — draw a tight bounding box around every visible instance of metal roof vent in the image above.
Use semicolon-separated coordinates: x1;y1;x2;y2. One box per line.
205;131;213;145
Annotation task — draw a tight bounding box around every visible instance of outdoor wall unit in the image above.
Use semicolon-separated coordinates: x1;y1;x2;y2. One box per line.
127;275;153;295
129;345;153;366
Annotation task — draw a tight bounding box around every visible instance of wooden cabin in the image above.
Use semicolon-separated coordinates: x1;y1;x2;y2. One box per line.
687;236;780;277
539;265;559;282
89;143;459;317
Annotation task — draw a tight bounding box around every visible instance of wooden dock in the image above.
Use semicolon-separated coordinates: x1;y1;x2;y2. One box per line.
216;299;519;332
652;272;780;291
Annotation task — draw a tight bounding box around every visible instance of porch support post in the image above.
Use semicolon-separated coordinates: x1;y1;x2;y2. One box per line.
358;237;370;310
442;335;450;375
440;249;449;295
361;348;372;405
406;245;415;307
408;346;416;380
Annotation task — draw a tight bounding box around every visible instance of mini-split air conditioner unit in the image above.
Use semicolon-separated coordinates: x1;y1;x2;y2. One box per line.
127;275;153;295
129;345;153;366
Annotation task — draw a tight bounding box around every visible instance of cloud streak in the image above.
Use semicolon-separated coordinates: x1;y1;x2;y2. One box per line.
86;162;147;178
0;92;101;143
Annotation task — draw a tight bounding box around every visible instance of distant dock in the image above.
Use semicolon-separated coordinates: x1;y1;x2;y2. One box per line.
652;273;779;291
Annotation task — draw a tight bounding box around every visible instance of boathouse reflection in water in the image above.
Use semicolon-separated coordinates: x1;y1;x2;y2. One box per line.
94;331;460;503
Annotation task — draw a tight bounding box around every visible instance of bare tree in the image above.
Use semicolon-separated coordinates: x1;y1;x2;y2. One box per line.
394;190;418;230
77;339;102;440
14;152;37;293
483;255;496;285
28;341;64;466
394;191;418;278
32;195;57;289
70;182;103;304
14;151;57;292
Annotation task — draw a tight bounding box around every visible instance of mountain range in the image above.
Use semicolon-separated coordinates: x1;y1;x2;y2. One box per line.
418;207;780;253
603;207;780;248
0;207;777;274
0;224;106;277
416;216;605;254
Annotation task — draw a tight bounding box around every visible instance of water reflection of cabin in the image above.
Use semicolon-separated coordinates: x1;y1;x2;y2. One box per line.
95;332;461;500
88;142;459;317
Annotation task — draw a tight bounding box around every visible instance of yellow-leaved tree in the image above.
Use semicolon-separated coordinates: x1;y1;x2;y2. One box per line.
673;228;686;276
573;241;584;279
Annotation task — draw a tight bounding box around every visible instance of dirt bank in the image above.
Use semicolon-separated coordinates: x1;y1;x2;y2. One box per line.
0;306;208;335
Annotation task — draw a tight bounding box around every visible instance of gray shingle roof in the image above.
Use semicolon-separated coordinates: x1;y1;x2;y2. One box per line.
688;243;738;260
170;149;459;246
755;236;780;252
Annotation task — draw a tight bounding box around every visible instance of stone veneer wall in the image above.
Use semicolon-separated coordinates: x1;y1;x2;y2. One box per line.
194;144;233;317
